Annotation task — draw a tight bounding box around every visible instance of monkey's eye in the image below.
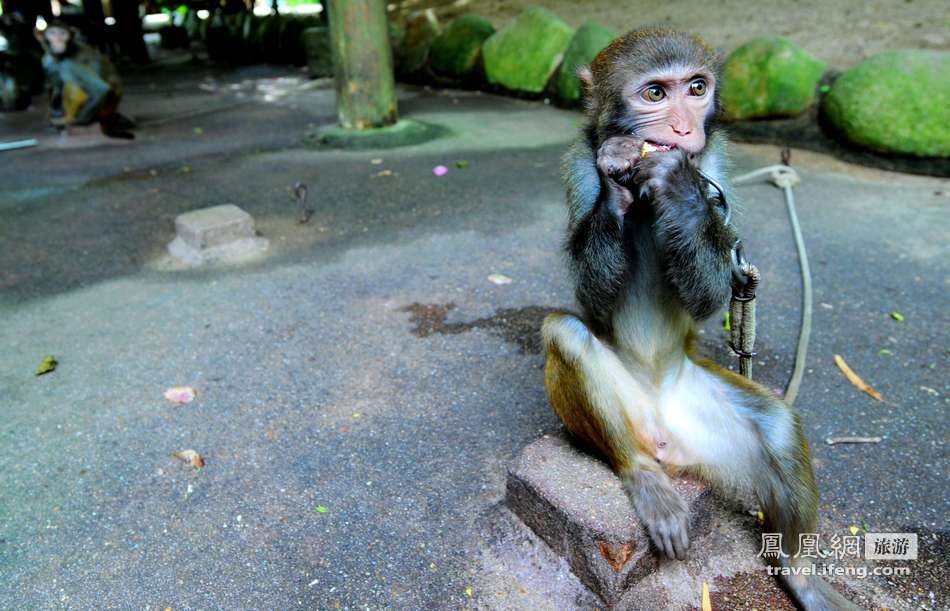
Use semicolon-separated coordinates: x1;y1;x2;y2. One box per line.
641;85;665;103
689;79;708;96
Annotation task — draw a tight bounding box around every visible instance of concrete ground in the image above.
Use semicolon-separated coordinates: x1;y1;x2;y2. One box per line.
0;60;946;610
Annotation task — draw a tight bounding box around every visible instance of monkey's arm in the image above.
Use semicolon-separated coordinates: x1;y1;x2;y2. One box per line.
563;136;637;329
636;152;736;321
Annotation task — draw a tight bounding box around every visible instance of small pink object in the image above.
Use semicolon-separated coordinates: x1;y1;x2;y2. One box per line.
432;165;449;177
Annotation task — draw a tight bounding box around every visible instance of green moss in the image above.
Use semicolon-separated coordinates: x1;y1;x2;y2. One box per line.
822;50;949;157
482;7;574;95
554;21;616;106
429;15;496;80
721;38;827;120
396;10;440;77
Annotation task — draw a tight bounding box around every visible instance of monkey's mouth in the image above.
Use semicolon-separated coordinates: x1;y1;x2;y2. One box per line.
643;140;676;153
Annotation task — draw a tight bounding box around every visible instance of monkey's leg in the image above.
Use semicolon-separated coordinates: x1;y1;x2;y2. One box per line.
542;312;690;560
691;363;860;611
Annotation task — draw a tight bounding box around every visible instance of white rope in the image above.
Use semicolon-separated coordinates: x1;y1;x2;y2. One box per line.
734;164;811;406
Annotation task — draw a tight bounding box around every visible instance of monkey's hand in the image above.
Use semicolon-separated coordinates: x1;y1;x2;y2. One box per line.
625;469;690;560
596;136;642;216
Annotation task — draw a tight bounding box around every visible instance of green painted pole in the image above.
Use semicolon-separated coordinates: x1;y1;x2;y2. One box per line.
326;0;397;130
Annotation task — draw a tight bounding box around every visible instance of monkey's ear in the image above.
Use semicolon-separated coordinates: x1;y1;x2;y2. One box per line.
576;65;597;106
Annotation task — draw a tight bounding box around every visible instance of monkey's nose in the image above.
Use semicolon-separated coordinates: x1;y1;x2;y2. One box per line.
671;124;692;136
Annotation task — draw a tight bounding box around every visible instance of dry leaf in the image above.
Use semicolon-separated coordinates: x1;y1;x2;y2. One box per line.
849;526;860;535
833;354;886;402
702;582;712;611
164;386;197;404
487;273;512;285
174;449;205;468
464;587;473;598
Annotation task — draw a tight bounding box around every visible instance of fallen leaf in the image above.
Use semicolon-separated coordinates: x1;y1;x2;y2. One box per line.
849;525;860;535
702;582;712;611
825;436;882;445
756;511;764;522
164;386;197;404
174;449;205;468
432;165;448;177
313;505;329;513
487;273;512;285
819;84;831;93
878;349;893;356
464;587;473;598
890;311;904;321
723;311;731;331
376;169;395;177
455;160;469;169
36;355;58;376
833;354;886;402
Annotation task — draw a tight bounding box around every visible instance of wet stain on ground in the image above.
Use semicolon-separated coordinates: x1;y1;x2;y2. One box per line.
403;302;561;354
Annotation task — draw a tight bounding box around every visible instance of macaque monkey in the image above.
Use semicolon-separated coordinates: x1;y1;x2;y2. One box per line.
543;29;858;610
37;20;133;138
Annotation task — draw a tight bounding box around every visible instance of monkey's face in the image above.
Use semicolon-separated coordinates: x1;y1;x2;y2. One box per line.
622;67;715;155
45;26;70;55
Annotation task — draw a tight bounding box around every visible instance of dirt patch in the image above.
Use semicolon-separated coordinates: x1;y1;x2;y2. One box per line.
403;302;560;353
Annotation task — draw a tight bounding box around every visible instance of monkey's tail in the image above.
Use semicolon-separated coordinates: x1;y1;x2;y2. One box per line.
778;556;862;611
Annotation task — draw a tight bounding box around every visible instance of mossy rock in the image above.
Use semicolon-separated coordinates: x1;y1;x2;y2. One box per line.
554;21;616;106
482;7;573;95
303;27;333;78
822;50;949;157
429;15;495;80
721;37;827;120
396;10;440;77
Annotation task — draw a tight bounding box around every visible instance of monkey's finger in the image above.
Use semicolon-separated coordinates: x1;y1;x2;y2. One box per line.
672;523;689;560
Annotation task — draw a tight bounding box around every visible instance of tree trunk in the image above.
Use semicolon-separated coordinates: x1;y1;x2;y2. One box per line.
326;0;397;129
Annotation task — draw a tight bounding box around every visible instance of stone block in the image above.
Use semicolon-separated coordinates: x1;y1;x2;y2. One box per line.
168;204;268;266
505;434;713;605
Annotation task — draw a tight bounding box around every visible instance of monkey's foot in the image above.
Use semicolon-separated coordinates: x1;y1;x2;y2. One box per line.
623;469;691;560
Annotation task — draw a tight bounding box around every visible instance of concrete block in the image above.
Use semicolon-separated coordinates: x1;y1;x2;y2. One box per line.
505;434;713;605
167;204;268;266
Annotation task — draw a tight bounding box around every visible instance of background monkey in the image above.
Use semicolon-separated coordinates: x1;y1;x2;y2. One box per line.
542;29;859;610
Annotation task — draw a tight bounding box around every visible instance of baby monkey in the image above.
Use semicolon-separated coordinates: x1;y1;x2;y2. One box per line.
543;29;859;610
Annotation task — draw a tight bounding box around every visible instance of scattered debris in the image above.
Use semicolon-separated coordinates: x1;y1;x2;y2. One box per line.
723;310;731;331
890;311;904;321
313;505;329;513
820;302;834;309
0;139;39;152
174;449;205;468
878;348;893;356
370;158;383;165
432;165;448;177
464;587;473;598
487;273;512;285
164;386;197;404
193;127;204;135
35;356;58;376
292;182;313;224
702;582;712;611
849;525;860;535
833;354;886;402
825;436;882;445
455;160;469;169
376;169;395;177
920;386;939;396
